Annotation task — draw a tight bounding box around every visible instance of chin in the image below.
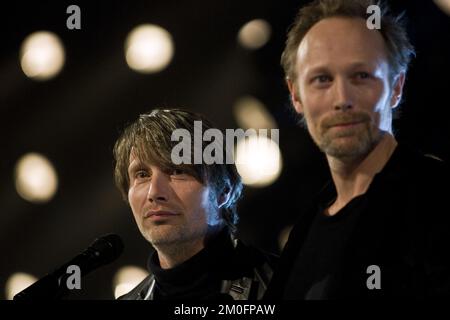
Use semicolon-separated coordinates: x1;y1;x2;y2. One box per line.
323;137;374;159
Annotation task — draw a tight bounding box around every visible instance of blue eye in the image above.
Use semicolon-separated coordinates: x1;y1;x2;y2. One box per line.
315;75;331;83
172;169;184;175
357;72;370;79
135;170;150;179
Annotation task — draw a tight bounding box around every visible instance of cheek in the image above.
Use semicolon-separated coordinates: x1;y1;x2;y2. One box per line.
300;88;328;120
366;81;390;112
176;183;210;217
192;187;209;210
303;101;325;131
306;106;322;122
128;186;144;216
128;188;135;207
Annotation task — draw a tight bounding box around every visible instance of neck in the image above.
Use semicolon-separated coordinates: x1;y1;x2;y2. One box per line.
156;239;205;269
155;224;223;269
325;132;398;216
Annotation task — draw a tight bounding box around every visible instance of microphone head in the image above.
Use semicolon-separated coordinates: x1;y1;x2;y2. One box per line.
89;234;124;265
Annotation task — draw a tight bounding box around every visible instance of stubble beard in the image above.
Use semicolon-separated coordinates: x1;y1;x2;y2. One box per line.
141;220;207;249
306;111;383;161
318;122;381;160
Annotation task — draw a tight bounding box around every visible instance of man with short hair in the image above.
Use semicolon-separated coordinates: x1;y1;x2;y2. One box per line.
114;108;272;300
266;0;450;299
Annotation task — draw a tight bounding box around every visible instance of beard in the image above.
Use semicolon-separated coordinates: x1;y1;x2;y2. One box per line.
138;215;208;249
310;111;382;160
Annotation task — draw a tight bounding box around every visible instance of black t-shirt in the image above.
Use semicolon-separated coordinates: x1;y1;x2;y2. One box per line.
284;188;366;299
266;144;450;299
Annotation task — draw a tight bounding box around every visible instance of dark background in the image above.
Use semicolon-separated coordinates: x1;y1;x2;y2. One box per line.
0;0;449;299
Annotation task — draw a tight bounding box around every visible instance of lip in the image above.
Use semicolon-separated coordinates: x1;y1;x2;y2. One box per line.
331;121;363;128
144;210;179;219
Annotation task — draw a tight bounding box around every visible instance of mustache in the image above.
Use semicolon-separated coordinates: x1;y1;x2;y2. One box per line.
321;111;371;129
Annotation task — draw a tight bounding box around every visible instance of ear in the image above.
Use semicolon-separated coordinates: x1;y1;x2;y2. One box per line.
390;73;406;109
287;78;304;114
217;187;231;209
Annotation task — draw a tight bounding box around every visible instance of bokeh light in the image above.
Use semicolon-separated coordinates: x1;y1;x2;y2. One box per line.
125;24;174;73
20;31;65;80
14;153;58;203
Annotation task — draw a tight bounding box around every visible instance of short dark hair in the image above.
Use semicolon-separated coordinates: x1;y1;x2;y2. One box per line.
113;108;243;233
281;0;415;85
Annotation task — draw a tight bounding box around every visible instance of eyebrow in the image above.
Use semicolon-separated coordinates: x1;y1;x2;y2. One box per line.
347;62;374;70
127;161;145;175
306;62;374;75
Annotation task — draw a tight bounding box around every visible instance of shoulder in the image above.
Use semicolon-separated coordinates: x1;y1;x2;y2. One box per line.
232;239;278;284
228;240;278;299
382;144;448;202
394;145;450;251
233;239;278;269
395;144;448;178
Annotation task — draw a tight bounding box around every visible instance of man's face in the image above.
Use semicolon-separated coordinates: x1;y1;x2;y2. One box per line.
127;152;218;249
289;17;404;159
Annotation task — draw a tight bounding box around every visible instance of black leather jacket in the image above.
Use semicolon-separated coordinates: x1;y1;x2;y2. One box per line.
119;231;275;300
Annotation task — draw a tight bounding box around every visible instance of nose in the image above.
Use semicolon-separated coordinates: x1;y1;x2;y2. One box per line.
333;78;353;111
146;170;169;203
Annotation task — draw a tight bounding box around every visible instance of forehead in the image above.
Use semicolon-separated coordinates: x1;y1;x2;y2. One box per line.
128;148;147;169
128;147;138;163
297;17;388;74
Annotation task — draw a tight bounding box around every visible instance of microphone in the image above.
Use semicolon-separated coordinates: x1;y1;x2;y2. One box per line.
13;234;124;300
